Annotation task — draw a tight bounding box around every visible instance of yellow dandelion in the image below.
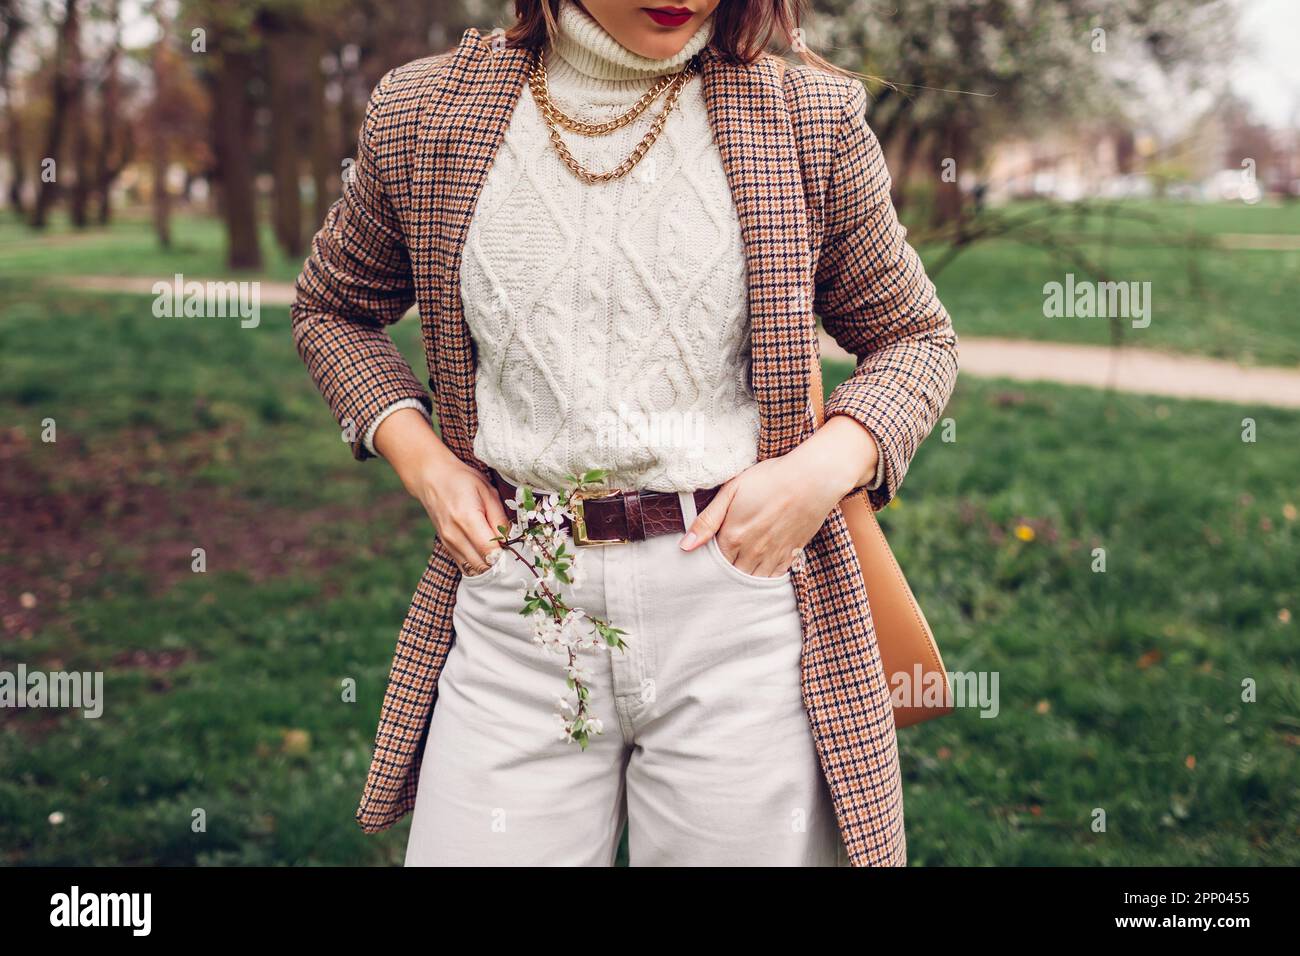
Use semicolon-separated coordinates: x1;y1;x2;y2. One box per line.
1014;524;1036;542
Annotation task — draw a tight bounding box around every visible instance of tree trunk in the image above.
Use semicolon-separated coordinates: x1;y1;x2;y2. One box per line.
4;97;24;214
93;0;124;225
31;0;83;229
0;0;27;214
930;118;971;228
66;74;88;227
149;14;171;247
890;122;925;212
265;25;303;257
307;29;333;224
212;43;261;270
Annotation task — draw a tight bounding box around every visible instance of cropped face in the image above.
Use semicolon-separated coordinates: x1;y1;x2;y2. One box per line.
575;0;722;60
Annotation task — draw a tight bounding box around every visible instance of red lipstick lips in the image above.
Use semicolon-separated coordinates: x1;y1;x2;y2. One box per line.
643;6;693;27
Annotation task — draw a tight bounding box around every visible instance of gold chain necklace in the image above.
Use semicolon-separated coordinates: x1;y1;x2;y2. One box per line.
528;48;700;185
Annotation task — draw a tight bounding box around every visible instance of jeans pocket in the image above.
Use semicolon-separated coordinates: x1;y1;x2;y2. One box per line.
705;537;792;587
458;556;504;588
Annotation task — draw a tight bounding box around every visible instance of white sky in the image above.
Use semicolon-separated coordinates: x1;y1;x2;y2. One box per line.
1235;0;1300;127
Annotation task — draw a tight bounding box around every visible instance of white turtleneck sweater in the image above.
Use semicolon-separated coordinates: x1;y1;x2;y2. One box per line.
368;1;882;494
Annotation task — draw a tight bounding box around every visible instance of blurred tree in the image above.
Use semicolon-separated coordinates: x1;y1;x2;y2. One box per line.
141;1;210;246
305;24;331;223
259;3;305;257
0;0;29;214
195;0;263;268
149;2;175;246
91;0;133;225
805;0;1237;226
31;0;85;229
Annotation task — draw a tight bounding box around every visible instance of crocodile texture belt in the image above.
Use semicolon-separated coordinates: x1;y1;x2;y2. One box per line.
488;469;720;547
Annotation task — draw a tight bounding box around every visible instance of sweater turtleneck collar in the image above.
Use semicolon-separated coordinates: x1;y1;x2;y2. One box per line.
547;0;714;85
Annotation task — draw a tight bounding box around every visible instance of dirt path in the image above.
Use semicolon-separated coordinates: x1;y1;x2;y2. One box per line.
54;275;1300;410
818;332;1300;409
1217;233;1300;251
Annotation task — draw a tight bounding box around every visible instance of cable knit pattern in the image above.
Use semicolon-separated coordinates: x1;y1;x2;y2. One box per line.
459;1;756;492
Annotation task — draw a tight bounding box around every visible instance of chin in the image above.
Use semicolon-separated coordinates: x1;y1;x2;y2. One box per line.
632;34;690;58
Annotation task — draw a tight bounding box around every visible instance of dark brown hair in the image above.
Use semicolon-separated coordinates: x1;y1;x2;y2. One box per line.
503;0;857;76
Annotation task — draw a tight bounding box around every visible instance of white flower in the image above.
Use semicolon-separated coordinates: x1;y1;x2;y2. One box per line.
553;713;573;741
566;663;594;684
501;475;631;753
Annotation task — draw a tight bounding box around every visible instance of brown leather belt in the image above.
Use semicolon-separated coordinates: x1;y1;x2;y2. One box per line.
489;469;719;546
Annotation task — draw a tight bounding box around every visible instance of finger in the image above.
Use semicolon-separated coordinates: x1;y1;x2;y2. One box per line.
442;530;489;575
456;505;503;566
477;480;510;541
754;551;791;578
760;540;797;577
682;483;736;550
735;548;765;576
720;532;759;576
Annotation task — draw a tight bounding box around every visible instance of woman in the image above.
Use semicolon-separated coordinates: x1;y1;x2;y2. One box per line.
291;0;957;866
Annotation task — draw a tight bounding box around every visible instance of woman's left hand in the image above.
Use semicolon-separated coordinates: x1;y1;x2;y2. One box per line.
680;415;881;577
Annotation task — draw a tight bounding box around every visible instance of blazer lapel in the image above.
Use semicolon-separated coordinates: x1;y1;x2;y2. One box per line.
413;34;813;466
414;29;530;464
699;47;814;460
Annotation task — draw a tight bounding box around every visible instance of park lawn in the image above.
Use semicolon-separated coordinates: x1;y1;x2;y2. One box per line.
0;210;307;286
0;282;1297;865
3;198;1298;365
930;228;1300;366
908;197;1300;365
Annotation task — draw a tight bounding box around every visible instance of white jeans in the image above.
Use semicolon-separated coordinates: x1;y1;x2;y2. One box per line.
404;491;846;866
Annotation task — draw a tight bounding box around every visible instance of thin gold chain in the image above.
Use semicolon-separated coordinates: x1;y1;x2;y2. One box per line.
531;52;678;135
528;48;699;185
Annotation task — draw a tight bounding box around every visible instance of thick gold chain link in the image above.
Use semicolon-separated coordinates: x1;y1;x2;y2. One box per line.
527;48;699;185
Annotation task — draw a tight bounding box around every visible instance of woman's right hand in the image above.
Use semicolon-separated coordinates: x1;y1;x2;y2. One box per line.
373;407;509;576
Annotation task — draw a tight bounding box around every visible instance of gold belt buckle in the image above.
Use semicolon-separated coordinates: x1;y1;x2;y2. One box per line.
571;489;628;546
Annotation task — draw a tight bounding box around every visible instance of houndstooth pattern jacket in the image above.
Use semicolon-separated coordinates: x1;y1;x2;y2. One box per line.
291;27;958;867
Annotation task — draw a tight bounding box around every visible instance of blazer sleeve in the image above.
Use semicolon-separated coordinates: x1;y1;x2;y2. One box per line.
291;68;432;461
815;79;958;509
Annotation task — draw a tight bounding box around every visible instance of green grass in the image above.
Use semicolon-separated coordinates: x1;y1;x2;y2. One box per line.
0;209;307;285
928;225;1300;366
823;360;1300;865
1;282;1296;865
907;197;1300;365
3;198;1298;364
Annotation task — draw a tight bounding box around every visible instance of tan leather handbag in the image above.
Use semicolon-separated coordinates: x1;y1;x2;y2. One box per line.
809;357;952;727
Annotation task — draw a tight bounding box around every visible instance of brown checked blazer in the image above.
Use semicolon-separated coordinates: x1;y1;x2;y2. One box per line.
292;27;958;867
